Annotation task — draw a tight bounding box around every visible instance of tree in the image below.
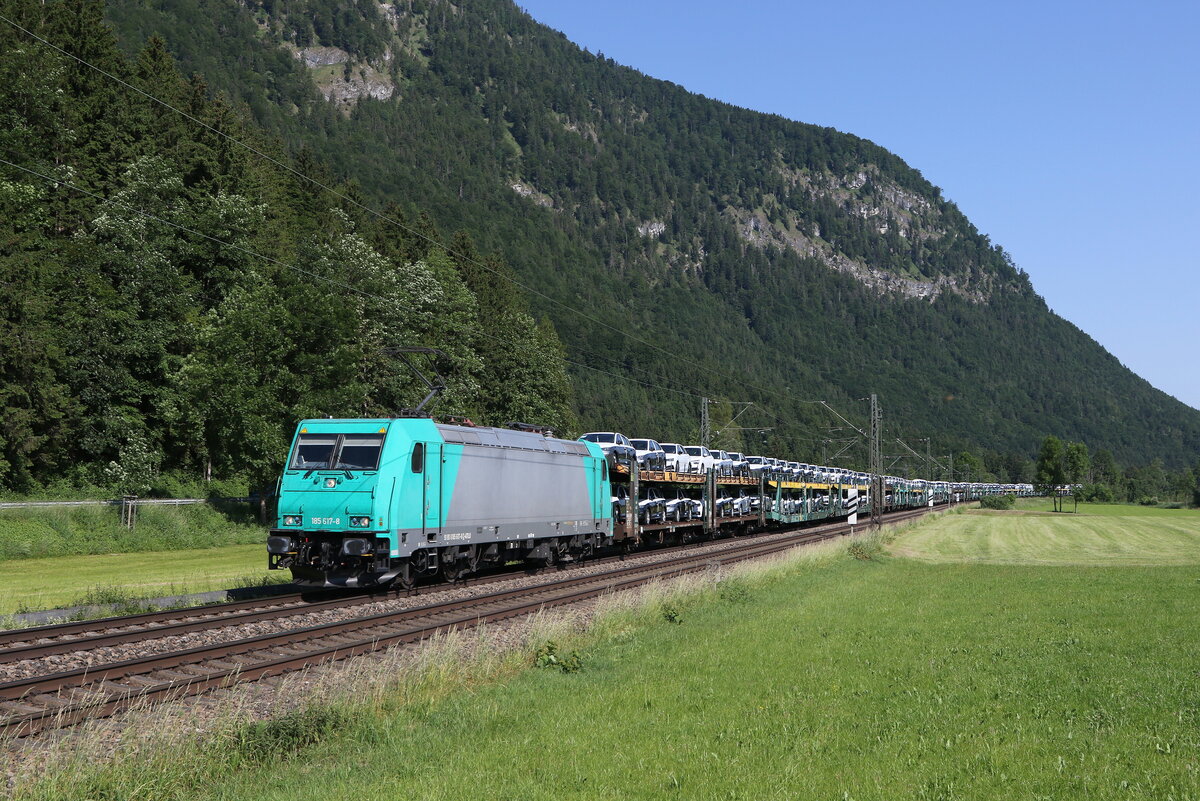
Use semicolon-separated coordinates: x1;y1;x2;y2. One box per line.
955;450;983;483
1034;435;1066;512
1064;441;1090;485
1092;448;1118;486
1063;441;1090;510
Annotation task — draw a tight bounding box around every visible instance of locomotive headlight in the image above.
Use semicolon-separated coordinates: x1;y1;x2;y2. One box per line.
324;478;338;489
349;516;372;527
282;516;302;526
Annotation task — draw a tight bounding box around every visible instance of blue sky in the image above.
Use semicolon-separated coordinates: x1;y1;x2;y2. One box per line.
516;0;1200;410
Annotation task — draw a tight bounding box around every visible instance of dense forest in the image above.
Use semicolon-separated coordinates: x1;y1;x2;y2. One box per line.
0;0;574;493
0;0;1196;497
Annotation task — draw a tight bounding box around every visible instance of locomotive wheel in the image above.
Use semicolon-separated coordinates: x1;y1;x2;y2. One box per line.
395;559;415;591
441;546;465;582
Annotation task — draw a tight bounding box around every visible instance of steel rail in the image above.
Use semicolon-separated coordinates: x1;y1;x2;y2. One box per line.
0;543;708;663
0;514;796;662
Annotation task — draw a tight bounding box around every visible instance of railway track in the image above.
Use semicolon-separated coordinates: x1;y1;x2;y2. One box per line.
0;508;928;738
0;514;804;666
0;570;522;667
0;536;740;667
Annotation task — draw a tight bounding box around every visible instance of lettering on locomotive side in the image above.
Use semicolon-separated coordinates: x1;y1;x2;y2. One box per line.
443;532;471;542
311;517;342;526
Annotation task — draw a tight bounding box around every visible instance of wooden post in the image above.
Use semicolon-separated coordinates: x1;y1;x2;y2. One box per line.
121;495;137;530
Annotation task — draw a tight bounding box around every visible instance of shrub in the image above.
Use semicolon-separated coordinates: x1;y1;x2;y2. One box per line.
225;707;351;765
534;641;582;673
1080;483;1115;503
718;579;752;604
0;502;262;561
979;494;1015;510
847;540;881;560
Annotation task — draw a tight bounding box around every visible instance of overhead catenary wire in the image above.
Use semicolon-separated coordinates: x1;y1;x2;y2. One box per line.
0;12;795;405
0;155;708;403
0;16;948;463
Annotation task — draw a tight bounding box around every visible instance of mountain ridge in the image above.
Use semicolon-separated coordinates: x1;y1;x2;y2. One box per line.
86;0;1200;468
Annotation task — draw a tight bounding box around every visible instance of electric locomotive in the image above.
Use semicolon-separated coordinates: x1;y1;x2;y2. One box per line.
267;418;613;588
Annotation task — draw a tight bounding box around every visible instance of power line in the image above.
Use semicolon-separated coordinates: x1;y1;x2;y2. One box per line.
0;155;709;404
0;12;794;404
1;16;953;461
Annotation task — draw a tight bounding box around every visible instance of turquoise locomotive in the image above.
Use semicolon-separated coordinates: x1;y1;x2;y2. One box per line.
268;418;613;588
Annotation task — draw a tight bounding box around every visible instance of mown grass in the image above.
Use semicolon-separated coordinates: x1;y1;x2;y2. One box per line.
0;544;278;616
14;518;1199;801
1012;497;1198;517
0;502;264;562
897;501;1200;565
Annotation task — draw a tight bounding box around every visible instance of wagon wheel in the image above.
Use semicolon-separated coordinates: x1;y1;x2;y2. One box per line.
551;538;570;569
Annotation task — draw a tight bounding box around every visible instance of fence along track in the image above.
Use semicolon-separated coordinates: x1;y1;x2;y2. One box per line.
0;509;928;738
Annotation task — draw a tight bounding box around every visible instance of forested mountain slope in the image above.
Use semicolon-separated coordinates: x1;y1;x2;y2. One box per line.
96;0;1199;469
0;0;574;491
1;0;1195;496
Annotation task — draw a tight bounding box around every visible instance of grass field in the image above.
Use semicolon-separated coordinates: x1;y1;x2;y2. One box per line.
21;512;1200;801
895;501;1200;566
0;544;275;616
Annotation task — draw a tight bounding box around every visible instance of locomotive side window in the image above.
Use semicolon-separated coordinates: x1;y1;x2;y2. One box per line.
290;435;337;470
336;434;384;471
411;443;424;474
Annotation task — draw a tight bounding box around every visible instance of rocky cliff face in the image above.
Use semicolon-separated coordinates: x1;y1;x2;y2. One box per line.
245;0;1006;301
726;164;991;302
289;44;394;109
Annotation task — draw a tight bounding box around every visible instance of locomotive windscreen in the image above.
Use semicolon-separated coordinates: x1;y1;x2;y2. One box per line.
335;435;384;470
290;434;337;469
288;433;385;471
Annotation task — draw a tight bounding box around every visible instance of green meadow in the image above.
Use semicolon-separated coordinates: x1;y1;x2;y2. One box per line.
20;506;1199;801
896;501;1200;566
0;503;271;614
0;545;277;616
